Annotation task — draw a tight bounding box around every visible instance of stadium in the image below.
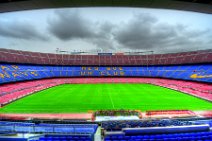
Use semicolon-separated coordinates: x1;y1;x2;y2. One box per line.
0;0;212;141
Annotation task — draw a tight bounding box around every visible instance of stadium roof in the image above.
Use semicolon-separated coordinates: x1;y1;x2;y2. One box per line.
0;0;212;14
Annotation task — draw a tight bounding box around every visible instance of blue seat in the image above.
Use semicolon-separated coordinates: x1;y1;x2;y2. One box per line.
105;131;212;141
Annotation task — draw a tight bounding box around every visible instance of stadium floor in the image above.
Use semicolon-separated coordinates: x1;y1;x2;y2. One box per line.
0;83;211;113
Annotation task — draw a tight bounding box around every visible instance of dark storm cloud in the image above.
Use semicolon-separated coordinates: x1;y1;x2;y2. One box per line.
90;22;116;50
48;10;211;52
48;10;96;40
113;13;210;52
48;9;115;50
0;20;47;41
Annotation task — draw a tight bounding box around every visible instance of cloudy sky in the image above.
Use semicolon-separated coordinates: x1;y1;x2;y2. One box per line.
0;8;212;54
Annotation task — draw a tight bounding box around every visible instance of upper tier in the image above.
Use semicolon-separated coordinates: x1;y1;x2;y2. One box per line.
0;49;211;66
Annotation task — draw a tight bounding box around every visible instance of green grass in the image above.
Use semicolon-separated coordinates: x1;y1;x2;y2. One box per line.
0;83;211;113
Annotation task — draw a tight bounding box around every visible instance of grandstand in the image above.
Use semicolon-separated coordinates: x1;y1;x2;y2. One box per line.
0;48;212;66
0;49;211;141
0;1;212;141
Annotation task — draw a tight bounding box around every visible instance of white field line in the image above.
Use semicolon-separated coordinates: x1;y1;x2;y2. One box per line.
108;92;115;109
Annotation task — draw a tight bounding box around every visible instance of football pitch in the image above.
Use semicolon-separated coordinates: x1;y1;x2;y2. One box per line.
0;83;211;113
